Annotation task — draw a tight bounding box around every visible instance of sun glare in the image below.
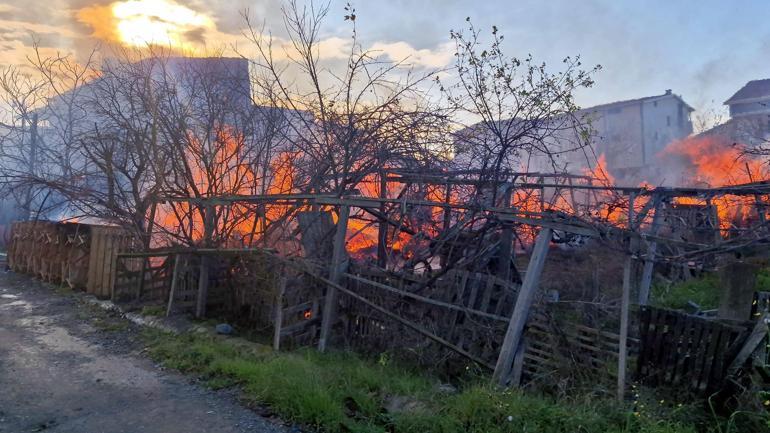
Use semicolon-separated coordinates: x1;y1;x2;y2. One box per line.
109;0;214;48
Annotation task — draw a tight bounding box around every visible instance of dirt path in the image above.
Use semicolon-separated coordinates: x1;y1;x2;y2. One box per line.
0;272;292;433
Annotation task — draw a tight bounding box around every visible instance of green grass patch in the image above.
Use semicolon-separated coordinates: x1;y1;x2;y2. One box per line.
142;330;700;433
652;274;721;311
140;305;166;317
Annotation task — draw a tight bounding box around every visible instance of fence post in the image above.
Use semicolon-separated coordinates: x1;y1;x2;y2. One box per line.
638;197;663;305
497;185;514;281
377;171;388;268
165;253;182;317
318;203;350;352
617;192;636;401
137;200;157;300
195;202;215;319
492;227;552;386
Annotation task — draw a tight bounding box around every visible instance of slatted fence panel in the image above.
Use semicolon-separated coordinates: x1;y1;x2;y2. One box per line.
637;306;751;393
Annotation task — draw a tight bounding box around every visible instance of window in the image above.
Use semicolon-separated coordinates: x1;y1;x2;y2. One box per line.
666;115;671;127
678;103;684;127
653;101;658;107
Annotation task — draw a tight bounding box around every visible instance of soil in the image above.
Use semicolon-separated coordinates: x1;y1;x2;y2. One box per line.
0;271;294;433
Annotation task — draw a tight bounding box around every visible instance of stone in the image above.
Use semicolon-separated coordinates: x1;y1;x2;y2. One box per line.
215;323;234;335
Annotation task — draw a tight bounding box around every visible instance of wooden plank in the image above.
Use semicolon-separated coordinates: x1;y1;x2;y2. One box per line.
101;233;114;298
618;252;633;398
691;322;712;390
699;322;723;391
92;228;106;295
195;204;215;318
672;315;693;386
86;227;99;294
663;310;684;383
318;204;350;352
509;336;527;386
341;274;510;322
301;265;493;368
726;314;769;376
638;198;663;305
638;306;651;378
688;319;707;390
617;191;635;401
710;326;733;386
165;254;182;316
272;276;287;351
492;228;552;386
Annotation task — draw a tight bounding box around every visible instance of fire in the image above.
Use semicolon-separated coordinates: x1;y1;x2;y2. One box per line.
78;0;214;50
154;126;295;247
660;135;768;232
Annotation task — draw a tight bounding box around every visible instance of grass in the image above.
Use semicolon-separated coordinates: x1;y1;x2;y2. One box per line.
140;305;166;317
651;274;721;311
142;329;701;433
652;266;770;312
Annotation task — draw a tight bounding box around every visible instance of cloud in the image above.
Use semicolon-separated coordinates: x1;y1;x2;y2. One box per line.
76;0;215;49
369;41;453;69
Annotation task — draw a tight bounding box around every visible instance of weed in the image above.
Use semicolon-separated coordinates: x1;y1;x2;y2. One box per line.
652;274;721;311
140;305;166;317
142;330;703;433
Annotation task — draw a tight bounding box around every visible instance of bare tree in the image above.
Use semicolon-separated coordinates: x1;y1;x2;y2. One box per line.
442;19;600;197
243;1;450;197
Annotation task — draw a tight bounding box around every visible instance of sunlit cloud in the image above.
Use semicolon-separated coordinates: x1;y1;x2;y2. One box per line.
369;41;454;69
77;0;215;49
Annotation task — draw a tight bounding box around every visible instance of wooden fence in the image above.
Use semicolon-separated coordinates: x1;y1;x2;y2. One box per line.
520;310;638;385
340;266;518;369
637;306;752;392
8;221;137;296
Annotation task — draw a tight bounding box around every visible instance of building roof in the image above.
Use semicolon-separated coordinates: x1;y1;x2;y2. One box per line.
583;90;695;113
724;79;770;105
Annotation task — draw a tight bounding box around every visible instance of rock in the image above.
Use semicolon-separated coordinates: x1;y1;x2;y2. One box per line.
215;323;234;335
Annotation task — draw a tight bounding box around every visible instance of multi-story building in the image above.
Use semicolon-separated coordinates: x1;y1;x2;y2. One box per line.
452;90;695;186
703;79;770;146
582;90;693;182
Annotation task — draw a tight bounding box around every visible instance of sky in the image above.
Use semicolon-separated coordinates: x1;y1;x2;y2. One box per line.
1;0;769;118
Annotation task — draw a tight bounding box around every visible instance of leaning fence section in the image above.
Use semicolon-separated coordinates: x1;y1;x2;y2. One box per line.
637;306;752;393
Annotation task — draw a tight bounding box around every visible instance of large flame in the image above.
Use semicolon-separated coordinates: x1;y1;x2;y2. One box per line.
78;0;214;50
659;135;768;232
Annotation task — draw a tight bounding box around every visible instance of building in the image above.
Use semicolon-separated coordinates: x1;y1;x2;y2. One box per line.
702;79;770;146
724;79;770;119
580;90;693;183
452;90;695;186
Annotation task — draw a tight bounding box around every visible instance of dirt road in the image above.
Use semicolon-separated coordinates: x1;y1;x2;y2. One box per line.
0;272;291;433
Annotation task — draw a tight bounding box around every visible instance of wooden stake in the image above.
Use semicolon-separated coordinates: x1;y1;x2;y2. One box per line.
638;198;663;305
492;227;552;386
617;192;635;401
195;203;215;319
497;185;514;282
137;200;158;299
318;204;350;352
272;276;288;351
377;171;388;268
165;253;182;317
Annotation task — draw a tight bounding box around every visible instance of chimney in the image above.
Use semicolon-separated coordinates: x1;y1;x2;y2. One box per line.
665;89;672;95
